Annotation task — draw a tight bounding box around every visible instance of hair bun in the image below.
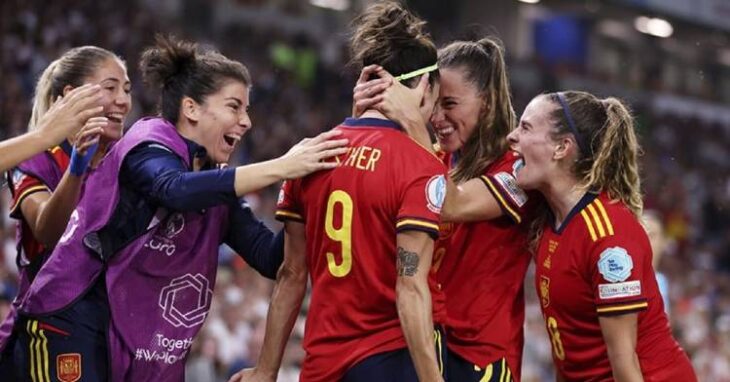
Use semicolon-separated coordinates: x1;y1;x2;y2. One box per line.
140;35;197;89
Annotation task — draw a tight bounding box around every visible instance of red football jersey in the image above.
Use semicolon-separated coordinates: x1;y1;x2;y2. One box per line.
435;150;534;379
276;118;448;381
8;143;71;263
535;192;696;381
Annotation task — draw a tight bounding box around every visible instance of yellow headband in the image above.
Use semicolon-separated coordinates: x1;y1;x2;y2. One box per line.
394;64;438;82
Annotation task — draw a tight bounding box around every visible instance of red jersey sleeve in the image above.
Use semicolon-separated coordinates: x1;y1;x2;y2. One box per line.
275;179;304;223
395;151;446;239
478;151;530;224
584;203;649;316
8;168;50;218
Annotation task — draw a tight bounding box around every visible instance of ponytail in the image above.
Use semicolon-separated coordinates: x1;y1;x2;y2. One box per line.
586;98;643;216
28;60;60;131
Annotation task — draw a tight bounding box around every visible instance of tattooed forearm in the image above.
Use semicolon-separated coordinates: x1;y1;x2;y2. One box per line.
397;246;420;277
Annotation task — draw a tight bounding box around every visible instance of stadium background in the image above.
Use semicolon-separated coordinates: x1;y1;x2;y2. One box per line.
1;0;728;380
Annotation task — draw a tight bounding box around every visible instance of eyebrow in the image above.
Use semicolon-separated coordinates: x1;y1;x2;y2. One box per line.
101;78;131;86
225;97;243;105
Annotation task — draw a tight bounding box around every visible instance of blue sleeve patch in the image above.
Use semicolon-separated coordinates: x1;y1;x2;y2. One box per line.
598;247;633;283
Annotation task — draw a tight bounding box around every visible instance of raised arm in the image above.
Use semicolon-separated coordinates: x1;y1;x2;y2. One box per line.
0;84;102;173
395;230;443;382
228;221;308;382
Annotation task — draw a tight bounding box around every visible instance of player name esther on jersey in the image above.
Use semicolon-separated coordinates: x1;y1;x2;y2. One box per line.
326;145;382;172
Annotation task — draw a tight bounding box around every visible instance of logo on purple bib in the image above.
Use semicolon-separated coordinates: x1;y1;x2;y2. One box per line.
158;273;213;328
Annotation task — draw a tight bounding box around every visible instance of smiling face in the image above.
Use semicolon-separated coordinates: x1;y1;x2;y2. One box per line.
66;57;132;141
507;95;563;191
191;80;251;164
429;67;482;153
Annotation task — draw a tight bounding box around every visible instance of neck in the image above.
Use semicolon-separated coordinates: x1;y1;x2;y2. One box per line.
360;110;388;120
176;121;198;144
541;174;584;228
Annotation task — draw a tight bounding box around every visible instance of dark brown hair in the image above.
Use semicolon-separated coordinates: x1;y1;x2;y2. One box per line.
350;1;439;88
438;37;516;182
140;35;251;124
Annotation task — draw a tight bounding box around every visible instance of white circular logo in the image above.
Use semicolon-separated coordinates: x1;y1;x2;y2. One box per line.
425;175;446;213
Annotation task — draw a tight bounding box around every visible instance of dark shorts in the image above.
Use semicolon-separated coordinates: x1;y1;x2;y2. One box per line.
342;326;447;382
13;280;110;382
447;352;514;382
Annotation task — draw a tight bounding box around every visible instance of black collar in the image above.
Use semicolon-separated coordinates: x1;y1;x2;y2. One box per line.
550;191;599;234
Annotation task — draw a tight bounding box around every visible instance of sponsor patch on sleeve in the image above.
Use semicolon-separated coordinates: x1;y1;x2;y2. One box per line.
598;280;641;299
492;171;528;207
597;247;633;283
425;174;446;213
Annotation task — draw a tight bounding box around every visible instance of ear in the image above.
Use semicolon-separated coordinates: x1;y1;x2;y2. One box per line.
62;85;74;97
553;136;575;161
181;96;200;123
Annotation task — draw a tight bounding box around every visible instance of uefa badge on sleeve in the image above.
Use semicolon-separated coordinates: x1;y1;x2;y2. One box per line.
425;175;446;213
597;247;633;283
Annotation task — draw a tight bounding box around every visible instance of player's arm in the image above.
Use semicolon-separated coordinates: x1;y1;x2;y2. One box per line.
228;221;308;382
0;84;103;174
224;201;284;280
19;122;105;246
599;313;644;382
232;130;347;195
396;230;443;382
0;133;58;175
441;177;504;222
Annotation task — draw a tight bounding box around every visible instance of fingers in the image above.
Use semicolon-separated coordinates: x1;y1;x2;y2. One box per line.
317;147;349;160
64;84;101;105
76;106;105;121
356;64;382;86
68;86;104;113
305;129;344;146
313;138;349;151
226;372;241;382
355;95;384;114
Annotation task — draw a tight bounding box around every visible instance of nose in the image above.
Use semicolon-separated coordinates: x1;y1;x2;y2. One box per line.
507;129;518;144
115;89;131;111
239;111;252;131
430;103;445;126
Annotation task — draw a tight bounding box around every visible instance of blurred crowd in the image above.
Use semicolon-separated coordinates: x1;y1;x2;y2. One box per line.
1;1;728;381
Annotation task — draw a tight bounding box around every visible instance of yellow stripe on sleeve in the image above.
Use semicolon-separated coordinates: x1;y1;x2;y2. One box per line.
396;219;440;232
586;204;606;238
274;210;303;220
580;210;598;241
596;301;648;314
481;176;521;224
594;199;614;236
10;185;49;213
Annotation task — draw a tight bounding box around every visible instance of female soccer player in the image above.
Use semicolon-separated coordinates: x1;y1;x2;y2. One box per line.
0;83;103;174
354;38;534;381
10;35;348;381
0;46;127;377
507;91;696;381
232;3;447;382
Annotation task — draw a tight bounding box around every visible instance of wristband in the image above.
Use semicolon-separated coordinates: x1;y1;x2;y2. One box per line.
69;142;99;176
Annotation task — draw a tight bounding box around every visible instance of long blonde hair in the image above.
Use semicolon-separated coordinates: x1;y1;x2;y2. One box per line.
29;46;120;131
